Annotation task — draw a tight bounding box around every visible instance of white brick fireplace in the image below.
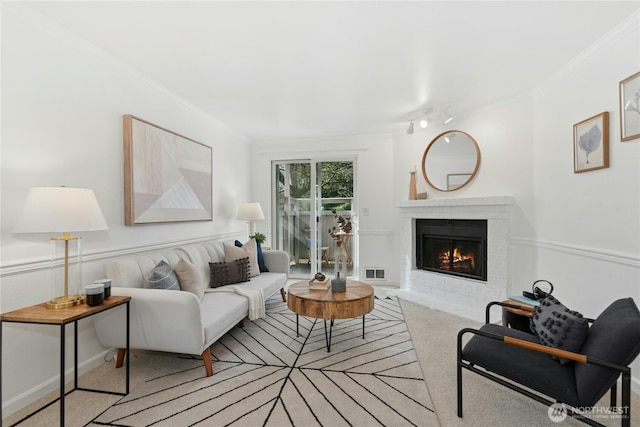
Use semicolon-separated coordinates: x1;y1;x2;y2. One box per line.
390;196;515;321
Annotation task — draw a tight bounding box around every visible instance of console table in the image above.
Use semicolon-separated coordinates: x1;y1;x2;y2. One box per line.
0;296;131;426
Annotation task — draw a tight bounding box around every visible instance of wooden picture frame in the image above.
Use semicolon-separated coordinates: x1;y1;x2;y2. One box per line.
573;112;609;173
124;115;213;225
619;71;640;141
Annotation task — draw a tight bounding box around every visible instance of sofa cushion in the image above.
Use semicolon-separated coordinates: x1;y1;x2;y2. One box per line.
575;298;640;406
200;292;249;345
174;258;205;299
225;240;259;277
144;260;180;290
529;295;589;364
209;257;250;288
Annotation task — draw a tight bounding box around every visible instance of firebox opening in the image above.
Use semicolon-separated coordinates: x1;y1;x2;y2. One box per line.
415;219;487;281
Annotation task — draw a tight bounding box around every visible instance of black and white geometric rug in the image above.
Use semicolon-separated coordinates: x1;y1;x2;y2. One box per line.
92;297;438;426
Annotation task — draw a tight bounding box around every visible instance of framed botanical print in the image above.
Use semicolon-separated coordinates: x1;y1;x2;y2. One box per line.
619;71;640;141
573;112;609;173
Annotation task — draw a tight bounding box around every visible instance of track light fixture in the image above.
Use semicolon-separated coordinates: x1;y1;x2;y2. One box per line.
443;110;453;125
405;107;453;134
406;121;415;134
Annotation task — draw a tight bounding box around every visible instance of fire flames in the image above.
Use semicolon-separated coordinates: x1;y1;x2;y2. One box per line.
439;247;476;272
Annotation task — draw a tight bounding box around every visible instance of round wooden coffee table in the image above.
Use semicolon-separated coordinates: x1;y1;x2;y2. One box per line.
287;280;375;351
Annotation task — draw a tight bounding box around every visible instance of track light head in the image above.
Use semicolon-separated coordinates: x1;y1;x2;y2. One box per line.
419;118;430;129
406;121;415;135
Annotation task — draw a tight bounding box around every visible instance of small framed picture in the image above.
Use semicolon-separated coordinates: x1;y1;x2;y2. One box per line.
573;112;609;173
619;71;640;141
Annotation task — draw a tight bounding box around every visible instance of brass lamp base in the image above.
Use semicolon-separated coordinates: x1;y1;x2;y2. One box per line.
46;294;84;309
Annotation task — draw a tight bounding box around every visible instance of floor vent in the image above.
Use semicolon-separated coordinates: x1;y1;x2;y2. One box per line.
364;268;385;280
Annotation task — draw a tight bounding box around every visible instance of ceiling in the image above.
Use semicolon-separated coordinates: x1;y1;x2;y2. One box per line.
22;1;639;141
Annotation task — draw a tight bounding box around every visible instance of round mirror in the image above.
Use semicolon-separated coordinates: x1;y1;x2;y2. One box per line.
421;130;481;192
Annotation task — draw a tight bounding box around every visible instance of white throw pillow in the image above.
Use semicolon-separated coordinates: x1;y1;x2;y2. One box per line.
224;239;260;277
174;258;205;299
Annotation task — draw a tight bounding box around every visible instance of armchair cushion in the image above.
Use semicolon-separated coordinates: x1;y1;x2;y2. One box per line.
529;295;589;364
575;298;640;406
461;323;580;406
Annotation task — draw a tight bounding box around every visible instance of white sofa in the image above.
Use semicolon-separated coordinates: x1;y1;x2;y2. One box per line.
93;239;289;376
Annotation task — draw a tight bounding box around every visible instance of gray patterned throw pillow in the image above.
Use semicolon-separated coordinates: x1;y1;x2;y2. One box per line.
530;295;589;364
144;260;180;290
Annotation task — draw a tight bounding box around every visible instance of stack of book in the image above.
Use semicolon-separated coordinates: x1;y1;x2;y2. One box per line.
308;277;330;289
507;294;540;306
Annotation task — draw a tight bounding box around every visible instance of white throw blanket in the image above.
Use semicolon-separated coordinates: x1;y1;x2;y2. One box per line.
205;285;265;320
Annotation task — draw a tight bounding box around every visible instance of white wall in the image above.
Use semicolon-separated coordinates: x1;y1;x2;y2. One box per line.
392;96;538;290
531;13;639;305
1;4;251;415
531;14;640;388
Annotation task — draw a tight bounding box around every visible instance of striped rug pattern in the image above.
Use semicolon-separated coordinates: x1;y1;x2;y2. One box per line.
92;296;438;426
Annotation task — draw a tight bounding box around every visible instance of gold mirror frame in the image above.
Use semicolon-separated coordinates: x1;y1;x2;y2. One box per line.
421;130;481;192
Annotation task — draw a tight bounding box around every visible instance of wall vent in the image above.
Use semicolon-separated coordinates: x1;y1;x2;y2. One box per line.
364;268;385;280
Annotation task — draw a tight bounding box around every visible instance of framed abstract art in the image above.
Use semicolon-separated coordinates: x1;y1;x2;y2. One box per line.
123;115;213;225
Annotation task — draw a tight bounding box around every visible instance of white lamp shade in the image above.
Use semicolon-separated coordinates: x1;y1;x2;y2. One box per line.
13;187;108;233
237;202;265;221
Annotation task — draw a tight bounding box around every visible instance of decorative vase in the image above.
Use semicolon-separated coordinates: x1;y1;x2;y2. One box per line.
409;171;417;200
332;254;347;292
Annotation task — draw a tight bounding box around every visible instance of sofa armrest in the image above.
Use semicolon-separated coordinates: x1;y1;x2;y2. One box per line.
262;250;289;276
93;287;206;356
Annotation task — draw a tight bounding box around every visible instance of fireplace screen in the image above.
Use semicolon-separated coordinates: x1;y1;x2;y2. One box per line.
415;219;487;281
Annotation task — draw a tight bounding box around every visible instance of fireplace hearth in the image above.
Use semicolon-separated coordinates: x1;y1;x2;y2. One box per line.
416;219;487;281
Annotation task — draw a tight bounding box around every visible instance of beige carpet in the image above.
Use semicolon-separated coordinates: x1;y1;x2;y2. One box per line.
4;295;639;427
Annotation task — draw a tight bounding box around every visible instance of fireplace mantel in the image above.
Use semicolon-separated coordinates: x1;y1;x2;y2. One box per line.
392;196;516;321
398;196;515;215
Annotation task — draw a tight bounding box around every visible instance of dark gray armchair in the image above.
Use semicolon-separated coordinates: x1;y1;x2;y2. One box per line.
457;298;640;427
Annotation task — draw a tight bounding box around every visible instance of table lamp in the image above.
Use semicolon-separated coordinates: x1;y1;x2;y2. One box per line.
13;187;108;309
237;202;264;236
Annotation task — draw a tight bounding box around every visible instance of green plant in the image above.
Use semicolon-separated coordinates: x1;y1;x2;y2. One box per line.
250;232;266;244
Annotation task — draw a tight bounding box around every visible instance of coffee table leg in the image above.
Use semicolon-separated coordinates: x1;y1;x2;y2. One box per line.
362;315;365;339
296;314;299;337
324;319;334;352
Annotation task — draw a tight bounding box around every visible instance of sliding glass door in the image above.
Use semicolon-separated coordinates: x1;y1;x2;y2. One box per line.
273;159;355;279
